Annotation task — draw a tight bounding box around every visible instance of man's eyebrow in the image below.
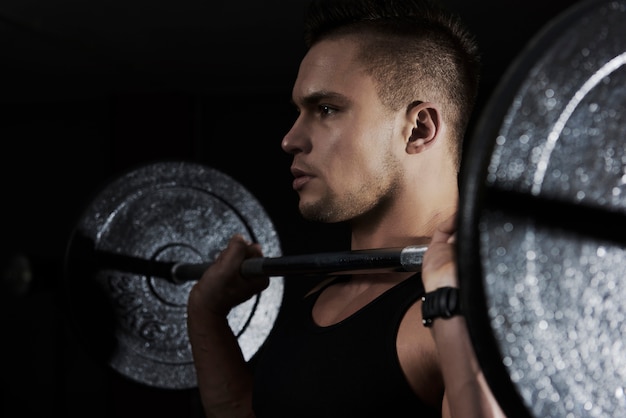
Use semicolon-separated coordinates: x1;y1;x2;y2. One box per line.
292;91;349;107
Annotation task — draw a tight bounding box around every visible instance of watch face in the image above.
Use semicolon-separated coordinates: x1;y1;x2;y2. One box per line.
457;1;626;417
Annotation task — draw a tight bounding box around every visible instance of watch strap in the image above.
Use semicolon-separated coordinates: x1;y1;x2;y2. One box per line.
421;286;461;327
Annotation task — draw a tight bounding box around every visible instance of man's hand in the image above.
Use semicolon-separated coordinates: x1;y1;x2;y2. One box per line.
188;234;270;317
421;213;458;293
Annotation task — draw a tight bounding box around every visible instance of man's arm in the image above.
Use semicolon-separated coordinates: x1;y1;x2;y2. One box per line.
187;234;269;418
421;214;507;418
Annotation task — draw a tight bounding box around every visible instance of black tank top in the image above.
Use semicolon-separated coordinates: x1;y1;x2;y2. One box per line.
252;273;439;417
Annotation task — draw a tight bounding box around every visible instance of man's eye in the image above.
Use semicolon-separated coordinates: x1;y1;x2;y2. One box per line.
319;105;336;115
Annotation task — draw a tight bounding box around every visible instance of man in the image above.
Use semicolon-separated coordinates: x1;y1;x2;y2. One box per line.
187;0;506;416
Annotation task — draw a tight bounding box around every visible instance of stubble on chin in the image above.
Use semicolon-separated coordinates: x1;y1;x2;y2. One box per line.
299;200;331;223
299;194;342;223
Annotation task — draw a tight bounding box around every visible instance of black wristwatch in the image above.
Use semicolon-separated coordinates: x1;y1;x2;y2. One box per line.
421;286;461;327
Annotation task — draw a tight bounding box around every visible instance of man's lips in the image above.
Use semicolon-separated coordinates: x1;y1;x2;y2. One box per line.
291;167;314;191
292;175;312;191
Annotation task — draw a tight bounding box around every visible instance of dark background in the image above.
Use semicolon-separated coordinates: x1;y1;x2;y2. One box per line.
1;0;580;416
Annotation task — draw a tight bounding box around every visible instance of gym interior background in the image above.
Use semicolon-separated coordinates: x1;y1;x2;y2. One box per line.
1;0;580;416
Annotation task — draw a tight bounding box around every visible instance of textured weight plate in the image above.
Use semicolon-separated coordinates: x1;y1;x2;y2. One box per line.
64;161;283;389
458;0;626;417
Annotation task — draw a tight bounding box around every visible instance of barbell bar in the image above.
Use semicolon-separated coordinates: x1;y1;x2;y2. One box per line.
169;245;427;283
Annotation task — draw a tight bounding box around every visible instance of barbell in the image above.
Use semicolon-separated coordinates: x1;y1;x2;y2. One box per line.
170;245;426;283
64;0;626;416
80;232;427;283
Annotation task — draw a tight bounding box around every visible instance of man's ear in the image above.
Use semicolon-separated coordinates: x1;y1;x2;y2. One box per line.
405;101;440;154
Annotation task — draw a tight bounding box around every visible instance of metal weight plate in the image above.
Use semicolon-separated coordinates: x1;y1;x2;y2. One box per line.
458;0;626;417
64;161;283;389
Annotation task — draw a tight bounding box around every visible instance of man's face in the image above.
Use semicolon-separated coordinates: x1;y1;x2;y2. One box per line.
282;36;407;224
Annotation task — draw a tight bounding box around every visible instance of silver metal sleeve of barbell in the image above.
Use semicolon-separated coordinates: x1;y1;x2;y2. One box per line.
399;245;427;272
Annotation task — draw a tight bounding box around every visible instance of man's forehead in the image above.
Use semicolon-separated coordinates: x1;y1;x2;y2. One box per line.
300;37;361;73
293;40;373;101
